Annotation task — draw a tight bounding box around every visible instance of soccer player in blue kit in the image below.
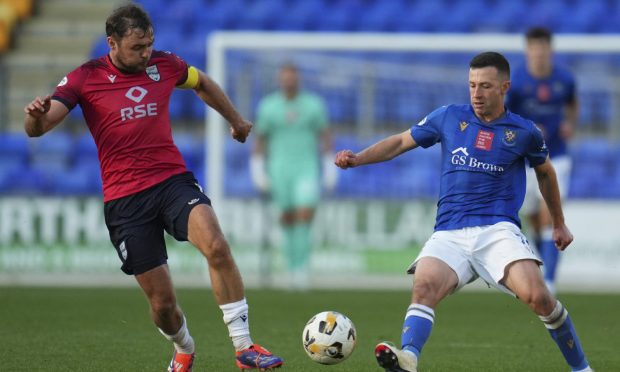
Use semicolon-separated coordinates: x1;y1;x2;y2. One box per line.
335;52;592;372
506;27;578;295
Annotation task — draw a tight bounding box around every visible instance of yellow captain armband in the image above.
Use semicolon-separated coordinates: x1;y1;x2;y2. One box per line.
177;66;199;89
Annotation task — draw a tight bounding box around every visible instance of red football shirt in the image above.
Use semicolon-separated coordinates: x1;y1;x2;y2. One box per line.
53;51;191;202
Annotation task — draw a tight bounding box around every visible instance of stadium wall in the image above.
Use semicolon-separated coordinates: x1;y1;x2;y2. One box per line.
0;197;618;292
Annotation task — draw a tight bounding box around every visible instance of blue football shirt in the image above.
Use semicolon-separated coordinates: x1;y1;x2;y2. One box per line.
411;104;548;231
506;64;576;158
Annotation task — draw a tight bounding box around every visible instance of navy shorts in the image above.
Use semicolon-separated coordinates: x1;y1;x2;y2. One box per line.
104;172;211;275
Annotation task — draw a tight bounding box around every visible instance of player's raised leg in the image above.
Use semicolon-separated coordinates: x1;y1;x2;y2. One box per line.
135;265;195;372
376;257;458;372
503;259;592;372
187;204;283;369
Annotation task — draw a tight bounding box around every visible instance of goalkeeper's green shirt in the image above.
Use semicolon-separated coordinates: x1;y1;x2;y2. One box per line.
255;91;328;175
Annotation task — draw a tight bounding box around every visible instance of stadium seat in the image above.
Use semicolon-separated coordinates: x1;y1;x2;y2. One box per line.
74;132;98;161
199;0;247;30
473;1;524;33
274;1;324;31
90;35;108;59
0;132;29;167
0;2;18;52
315;7;356;31
28;131;74;172
2;167;48;194
362;1;406;32
182;32;208;70
395;1;445;32
519;0;568;32
238;0;284;31
0;160;23;193
49;166;101;196
189;95;207;119
557;0;608;33
174;132;205;172
169;90;195;120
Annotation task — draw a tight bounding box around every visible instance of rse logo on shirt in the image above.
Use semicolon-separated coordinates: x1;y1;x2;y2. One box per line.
120;86;158;121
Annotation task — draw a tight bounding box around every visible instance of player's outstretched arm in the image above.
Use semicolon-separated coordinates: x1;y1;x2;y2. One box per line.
24;96;69;137
534;158;573;250
335;130;418;169
192;69;251;143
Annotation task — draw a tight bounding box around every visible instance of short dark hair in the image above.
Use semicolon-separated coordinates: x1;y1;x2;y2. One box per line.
469;51;510;79
526;27;552;43
105;3;152;39
280;62;298;73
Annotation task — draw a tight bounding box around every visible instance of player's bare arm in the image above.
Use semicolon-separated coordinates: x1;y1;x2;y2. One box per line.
335;130;417;169
534;158;573;250
192;69;251;143
24;96;69;137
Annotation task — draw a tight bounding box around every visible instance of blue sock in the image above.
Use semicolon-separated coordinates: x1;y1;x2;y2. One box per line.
401;304;435;358
539;301;589;371
540;228;560;283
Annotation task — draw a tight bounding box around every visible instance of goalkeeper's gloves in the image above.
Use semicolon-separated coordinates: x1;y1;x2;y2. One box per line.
250;154;269;192
322;152;338;192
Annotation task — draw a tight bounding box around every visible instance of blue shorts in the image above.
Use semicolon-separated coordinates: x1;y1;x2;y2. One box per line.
104;172;211;275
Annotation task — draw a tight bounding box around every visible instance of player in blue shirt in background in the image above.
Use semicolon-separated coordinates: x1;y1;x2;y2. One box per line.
506;27;578;295
335;52;591;372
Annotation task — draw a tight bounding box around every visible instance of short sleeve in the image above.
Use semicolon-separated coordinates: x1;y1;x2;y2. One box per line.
165;52;190;86
52;67;85;111
410;106;447;148
526;123;549;167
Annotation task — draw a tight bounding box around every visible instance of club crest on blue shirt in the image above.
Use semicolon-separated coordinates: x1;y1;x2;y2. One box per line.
503;128;517;146
146;65;160;81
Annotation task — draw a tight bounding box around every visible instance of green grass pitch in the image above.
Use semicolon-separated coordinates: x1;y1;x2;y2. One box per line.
0;287;617;371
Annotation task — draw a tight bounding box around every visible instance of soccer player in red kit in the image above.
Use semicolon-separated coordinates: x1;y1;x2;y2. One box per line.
24;4;282;371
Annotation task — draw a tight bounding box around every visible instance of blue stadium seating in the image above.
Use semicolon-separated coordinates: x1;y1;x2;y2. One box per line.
28;131;74;173
174;132;205;171
20;0;620;199
1;129;619;199
0;132;29;167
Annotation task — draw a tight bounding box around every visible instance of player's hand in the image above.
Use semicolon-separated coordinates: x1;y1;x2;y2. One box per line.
334;150;357;169
552;223;573;251
231;119;252;143
24;95;52;119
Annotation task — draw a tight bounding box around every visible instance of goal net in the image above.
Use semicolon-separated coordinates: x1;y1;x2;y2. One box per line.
206;32;620;289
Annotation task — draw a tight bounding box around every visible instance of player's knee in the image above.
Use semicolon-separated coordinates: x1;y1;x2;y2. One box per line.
205;235;233;268
150;295;177;318
523;288;554;315
412;279;440;304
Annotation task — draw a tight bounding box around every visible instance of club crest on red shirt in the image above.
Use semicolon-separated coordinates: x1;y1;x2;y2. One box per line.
146;65;160;81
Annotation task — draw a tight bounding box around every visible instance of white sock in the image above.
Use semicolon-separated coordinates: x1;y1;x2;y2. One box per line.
158;315;195;354
220;298;253;351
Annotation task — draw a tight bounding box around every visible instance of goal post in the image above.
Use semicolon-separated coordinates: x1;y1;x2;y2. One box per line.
207;31;620;208
205;32;620;289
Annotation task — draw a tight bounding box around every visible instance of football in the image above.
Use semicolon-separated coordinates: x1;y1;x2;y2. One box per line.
302;311;357;365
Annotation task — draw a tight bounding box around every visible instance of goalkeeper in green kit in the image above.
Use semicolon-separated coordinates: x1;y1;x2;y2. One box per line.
251;63;336;290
